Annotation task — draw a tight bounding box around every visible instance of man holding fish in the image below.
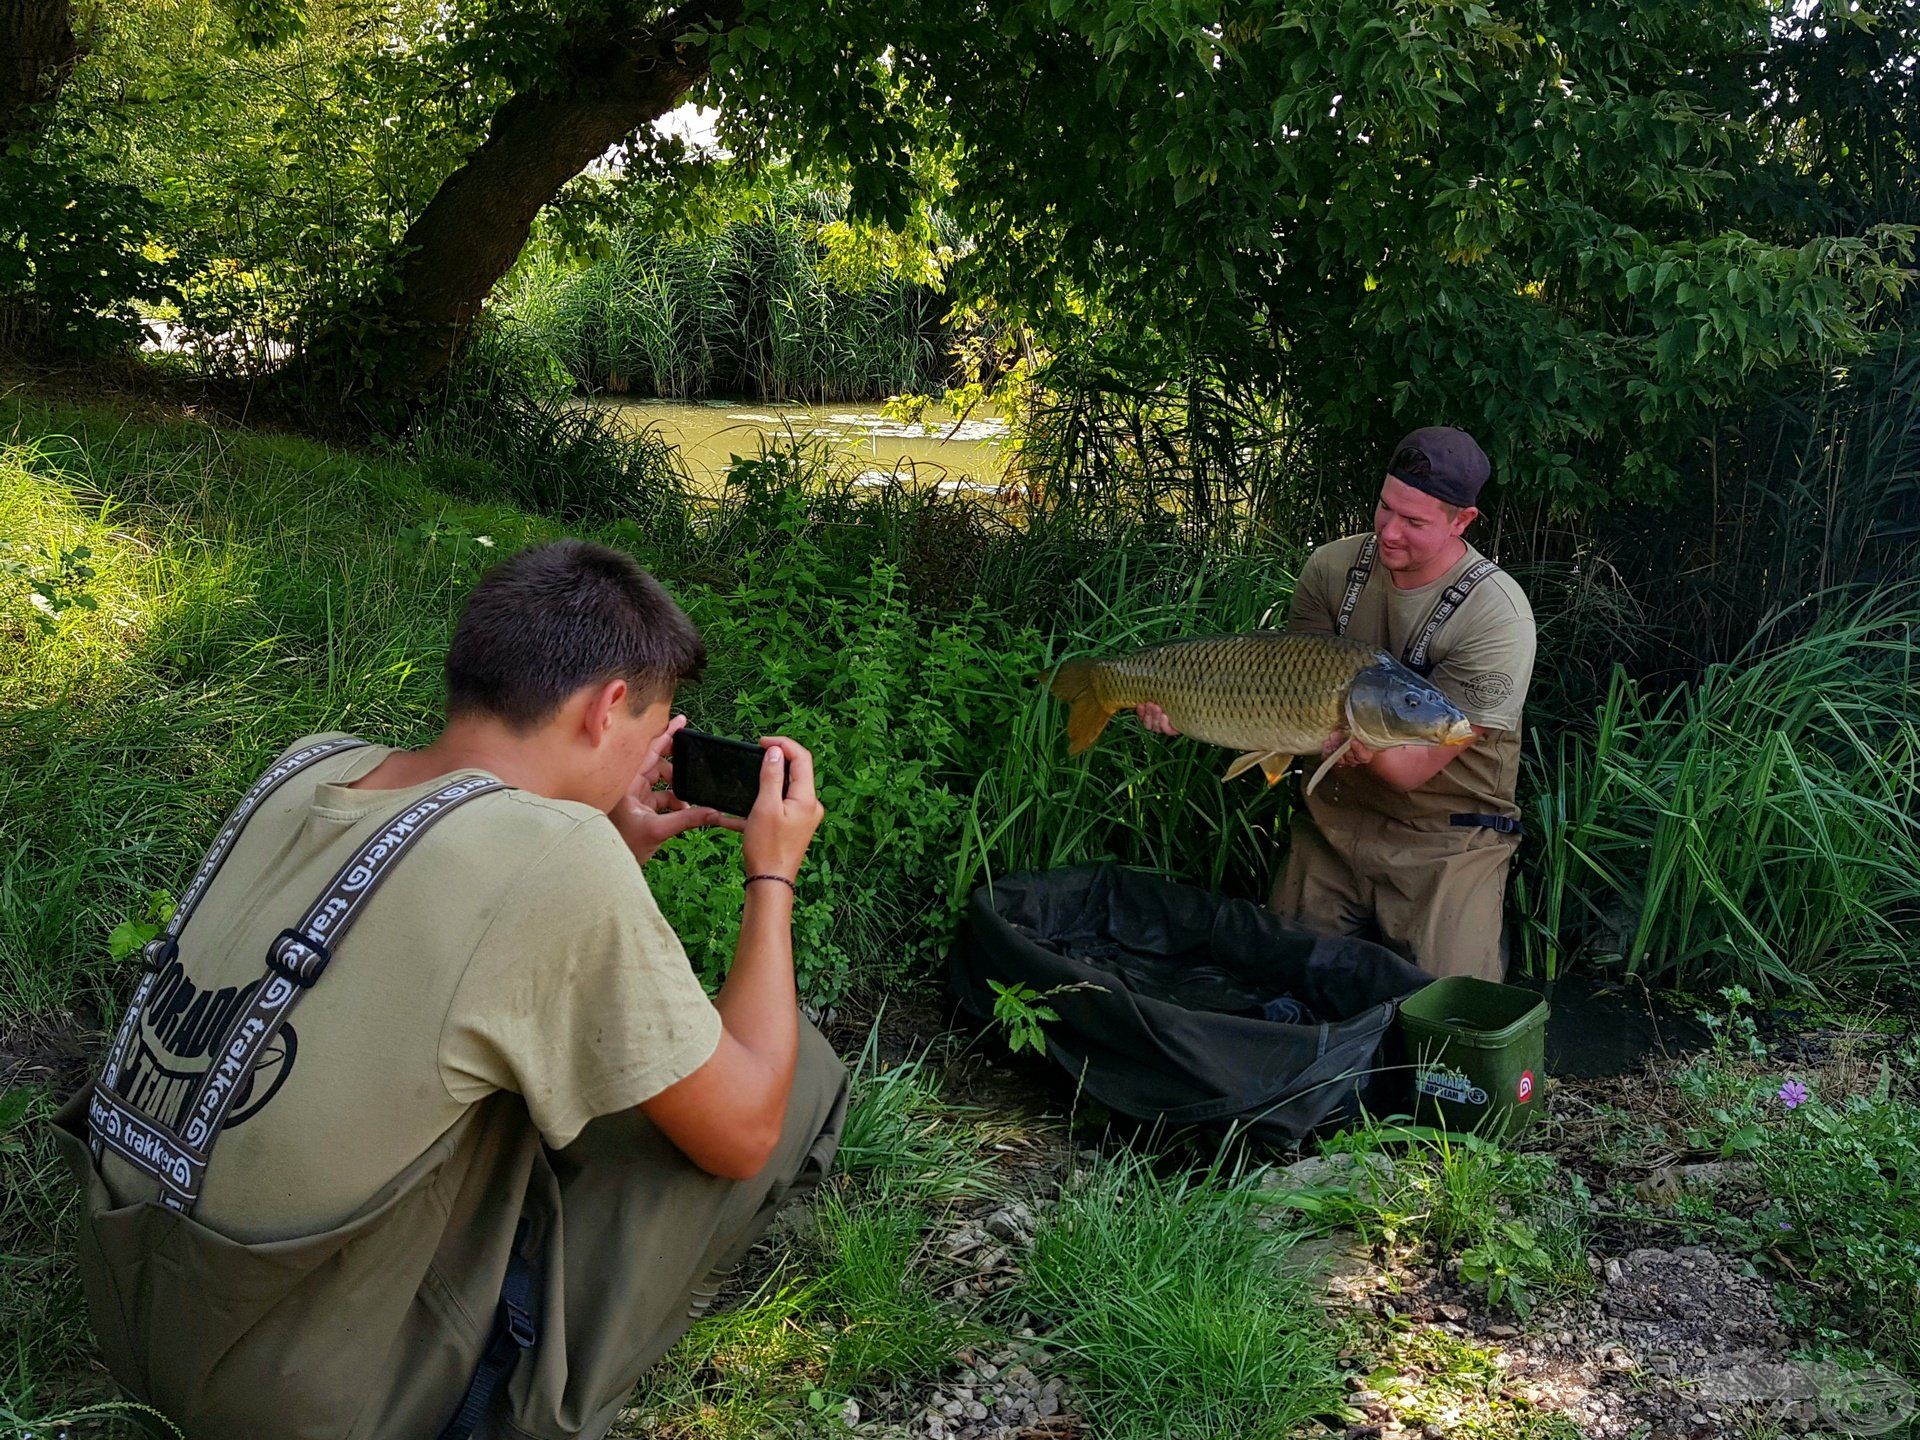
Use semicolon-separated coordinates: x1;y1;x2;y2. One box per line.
1051;426;1534;981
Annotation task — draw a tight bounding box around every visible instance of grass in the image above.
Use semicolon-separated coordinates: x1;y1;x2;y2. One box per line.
1016;1151;1346;1440
1516;593;1920;988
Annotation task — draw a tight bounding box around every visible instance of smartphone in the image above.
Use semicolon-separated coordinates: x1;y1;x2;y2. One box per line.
671;728;783;817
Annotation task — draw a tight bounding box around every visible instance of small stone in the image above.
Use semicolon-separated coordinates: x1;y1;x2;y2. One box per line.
965;1402;987;1421
1036;1391;1060;1418
942;1400;964;1418
839;1398;860;1427
1488;1324;1518;1338
978;1363;998;1380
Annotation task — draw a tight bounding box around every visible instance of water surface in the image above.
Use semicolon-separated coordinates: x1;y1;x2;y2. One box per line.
589;397;1011;492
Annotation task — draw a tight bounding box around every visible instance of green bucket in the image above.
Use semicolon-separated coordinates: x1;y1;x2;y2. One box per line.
1398;977;1548;1139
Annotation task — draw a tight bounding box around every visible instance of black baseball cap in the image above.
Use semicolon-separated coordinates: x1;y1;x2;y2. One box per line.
1386;426;1490;508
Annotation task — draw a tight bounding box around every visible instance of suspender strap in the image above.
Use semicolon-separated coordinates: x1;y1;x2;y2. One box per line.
152;772;504;1212
1333;534;1378;638
1451;812;1525;837
437;1220;539;1440
1404;557;1499;675
93;737;369;1164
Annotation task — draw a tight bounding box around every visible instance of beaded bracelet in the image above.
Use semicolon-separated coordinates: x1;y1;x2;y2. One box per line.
745;873;797;892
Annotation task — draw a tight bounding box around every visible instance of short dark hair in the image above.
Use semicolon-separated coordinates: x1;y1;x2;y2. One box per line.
445;540;706;730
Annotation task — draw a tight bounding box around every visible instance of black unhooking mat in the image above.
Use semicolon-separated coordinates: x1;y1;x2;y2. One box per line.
949;863;1433;1146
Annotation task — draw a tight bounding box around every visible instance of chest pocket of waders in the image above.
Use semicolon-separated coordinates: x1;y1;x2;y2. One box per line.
54;740;534;1439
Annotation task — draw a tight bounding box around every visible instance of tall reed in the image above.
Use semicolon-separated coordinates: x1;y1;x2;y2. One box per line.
1516;591;1920;989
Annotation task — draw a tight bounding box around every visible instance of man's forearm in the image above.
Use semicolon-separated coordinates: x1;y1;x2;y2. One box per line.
713;884;800;1088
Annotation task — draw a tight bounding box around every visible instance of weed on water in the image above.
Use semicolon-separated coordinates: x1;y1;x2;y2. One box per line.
1017;1149;1346;1440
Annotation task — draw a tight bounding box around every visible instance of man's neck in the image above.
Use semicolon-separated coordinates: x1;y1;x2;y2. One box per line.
348;718;573;799
1385;536;1469;590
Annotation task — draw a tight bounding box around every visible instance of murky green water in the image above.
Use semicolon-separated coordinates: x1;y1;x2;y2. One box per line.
588;397;1011;493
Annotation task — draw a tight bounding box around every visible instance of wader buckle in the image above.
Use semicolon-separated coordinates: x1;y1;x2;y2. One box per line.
1450;812;1525;838
501;1292;536;1352
267;928;332;987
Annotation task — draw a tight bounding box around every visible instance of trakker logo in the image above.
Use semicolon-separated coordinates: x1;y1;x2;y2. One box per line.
1517;1070;1535;1103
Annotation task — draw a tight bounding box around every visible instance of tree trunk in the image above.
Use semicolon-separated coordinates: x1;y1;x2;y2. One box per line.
292;1;737;425
1;0;78;145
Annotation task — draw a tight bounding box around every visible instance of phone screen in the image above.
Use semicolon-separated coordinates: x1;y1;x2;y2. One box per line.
671;729;775;817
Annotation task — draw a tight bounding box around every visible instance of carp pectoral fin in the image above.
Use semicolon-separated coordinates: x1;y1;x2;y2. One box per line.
1223;750;1273;783
1304;738;1353;796
1259;754;1294;786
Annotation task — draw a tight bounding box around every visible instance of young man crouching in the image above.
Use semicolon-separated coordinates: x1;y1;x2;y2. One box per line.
59;539;845;1439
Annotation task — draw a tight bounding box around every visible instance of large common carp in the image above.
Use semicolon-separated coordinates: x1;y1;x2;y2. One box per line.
1047;632;1474;794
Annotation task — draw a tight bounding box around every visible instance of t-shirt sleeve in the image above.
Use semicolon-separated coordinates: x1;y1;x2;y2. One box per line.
438;819;723;1149
1427;584;1536;732
1286;543;1343;636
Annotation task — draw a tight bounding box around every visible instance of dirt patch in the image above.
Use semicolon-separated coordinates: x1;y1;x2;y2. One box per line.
0;1011;95;1095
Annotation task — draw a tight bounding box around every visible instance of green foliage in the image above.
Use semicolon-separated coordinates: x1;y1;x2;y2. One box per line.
1291;1123;1594;1317
1515;592;1920;989
1682;1052;1920;1374
0;540;97;636
499;185;947;404
0;139;173;357
1017;1151;1345;1440
1457;1220;1558;1319
986;981;1058;1055
854;0;1916;506
1370;1326;1587;1440
814;1192;980;1392
106;891;177;966
67;0;485;378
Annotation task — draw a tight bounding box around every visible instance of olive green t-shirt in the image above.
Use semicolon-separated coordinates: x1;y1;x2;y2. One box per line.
101;735;724;1242
1287;533;1536;827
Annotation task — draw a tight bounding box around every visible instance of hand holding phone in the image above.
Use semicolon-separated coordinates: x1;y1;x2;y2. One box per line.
671;728;788;817
742;738;823;883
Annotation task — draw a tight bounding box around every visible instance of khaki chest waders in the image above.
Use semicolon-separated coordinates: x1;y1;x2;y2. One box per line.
65;741;535;1438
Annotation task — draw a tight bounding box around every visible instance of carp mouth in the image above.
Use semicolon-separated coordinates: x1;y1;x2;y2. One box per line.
1444;718;1475;745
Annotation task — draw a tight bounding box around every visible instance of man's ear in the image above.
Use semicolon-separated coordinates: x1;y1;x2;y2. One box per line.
1453;504;1479;536
581;678;630;746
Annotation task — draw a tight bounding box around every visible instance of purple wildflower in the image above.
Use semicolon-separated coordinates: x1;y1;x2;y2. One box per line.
1778;1220;1793;1231
1778;1079;1810;1110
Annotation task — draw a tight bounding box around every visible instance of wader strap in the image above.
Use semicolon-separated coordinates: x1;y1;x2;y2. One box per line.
1404;557;1499;676
1332;534;1378;638
1450;812;1525;838
152;771;504;1211
437;1220;538;1440
92;737;369;1164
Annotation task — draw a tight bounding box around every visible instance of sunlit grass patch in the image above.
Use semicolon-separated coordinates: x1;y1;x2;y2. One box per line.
1371;1325;1586;1440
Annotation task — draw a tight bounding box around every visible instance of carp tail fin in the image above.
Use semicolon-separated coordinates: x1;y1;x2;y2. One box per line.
1047;659;1114;755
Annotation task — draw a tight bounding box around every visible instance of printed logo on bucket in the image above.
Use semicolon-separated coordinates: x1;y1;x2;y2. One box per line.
1416;1066;1487;1107
1517;1070;1535;1103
